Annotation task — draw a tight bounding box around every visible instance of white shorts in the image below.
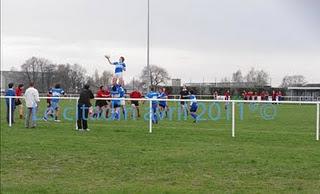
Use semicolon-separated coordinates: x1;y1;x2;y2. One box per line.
120;99;125;106
115;72;123;78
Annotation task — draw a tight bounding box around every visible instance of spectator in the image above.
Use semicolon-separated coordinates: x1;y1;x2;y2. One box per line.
224;90;231;110
254;92;258;101
224;90;230;100
77;84;94;131
242;90;247;100
213;91;218;100
265;91;269;101
278;91;283;101
248;91;253;100
24;82;40;128
260;91;265;101
272;90;277;101
5;83;16;124
15;84;24;119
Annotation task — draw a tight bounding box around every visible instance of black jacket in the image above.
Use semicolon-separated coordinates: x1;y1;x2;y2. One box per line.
78;89;94;107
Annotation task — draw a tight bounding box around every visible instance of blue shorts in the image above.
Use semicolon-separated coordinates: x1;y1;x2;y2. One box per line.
190;104;198;112
159;103;166;108
152;104;158;113
51;101;60;110
112;102;120;108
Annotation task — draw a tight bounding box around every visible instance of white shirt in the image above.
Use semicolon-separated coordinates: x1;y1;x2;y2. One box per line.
24;87;40;108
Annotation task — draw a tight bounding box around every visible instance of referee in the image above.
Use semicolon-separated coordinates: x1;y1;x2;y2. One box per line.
77;84;94;131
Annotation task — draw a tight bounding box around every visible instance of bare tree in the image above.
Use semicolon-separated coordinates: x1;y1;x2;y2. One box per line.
88;69;113;90
69;64;87;93
43;64;57;90
221;77;230;82
245;68;269;86
21;57;53;91
21;57;42;84
280;75;307;88
54;64;72;91
140;65;170;88
125;78;144;91
232;70;243;83
94;70;100;85
17;57;92;93
100;70;113;86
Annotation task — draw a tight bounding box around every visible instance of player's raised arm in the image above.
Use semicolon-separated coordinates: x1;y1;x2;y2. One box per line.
104;55;114;65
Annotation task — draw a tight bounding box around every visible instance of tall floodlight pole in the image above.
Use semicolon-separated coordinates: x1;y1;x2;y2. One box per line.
147;0;151;92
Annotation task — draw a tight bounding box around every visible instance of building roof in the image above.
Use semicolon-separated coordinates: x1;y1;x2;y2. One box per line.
288;87;320;90
304;83;320;87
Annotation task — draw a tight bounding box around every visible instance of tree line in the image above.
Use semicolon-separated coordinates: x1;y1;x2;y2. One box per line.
7;57;170;93
5;56;307;93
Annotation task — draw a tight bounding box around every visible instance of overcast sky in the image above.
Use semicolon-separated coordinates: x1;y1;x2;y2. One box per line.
1;0;320;86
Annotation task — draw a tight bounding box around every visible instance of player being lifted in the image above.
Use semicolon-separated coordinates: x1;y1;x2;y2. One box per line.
105;55;126;85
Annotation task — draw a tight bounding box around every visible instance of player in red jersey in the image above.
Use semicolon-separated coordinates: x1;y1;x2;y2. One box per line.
130;89;142;118
15;84;24;119
224;90;231;110
94;86;110;118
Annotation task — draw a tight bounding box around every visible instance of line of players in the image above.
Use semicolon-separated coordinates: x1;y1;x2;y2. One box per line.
42;56;199;123
42;83;199;124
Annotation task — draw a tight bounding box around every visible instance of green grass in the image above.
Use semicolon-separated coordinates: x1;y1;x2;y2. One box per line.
1;99;320;193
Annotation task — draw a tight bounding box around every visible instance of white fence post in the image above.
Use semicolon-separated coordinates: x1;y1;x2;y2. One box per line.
9;96;12;127
317;103;319;141
149;99;152;133
232;101;235;137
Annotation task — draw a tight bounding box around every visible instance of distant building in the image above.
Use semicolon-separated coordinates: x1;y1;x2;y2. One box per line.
171;79;181;87
1;71;26;93
184;81;271;96
186;81;270;88
288;84;320;100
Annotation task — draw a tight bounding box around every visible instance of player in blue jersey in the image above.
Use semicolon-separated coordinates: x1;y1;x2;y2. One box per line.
158;87;168;119
118;85;127;119
105;55;126;85
44;84;65;122
145;89;160;124
189;90;198;123
110;84;122;120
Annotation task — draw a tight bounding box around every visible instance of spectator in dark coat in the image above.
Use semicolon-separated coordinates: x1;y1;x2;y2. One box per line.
77;84;94;131
5;83;16;124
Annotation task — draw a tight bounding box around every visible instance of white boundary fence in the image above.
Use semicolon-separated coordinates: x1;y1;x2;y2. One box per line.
1;96;319;141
